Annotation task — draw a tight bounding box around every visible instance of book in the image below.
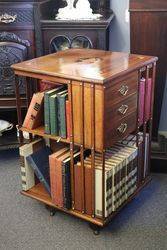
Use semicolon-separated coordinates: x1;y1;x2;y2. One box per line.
139;78;145;125
138;78;152;125
44;86;65;134
57;90;68;138
19;139;44;191
23;92;44;129
50;149;79;208
66;100;71;140
49;93;59;135
26;146;52;194
49;147;70;207
145;78;152;121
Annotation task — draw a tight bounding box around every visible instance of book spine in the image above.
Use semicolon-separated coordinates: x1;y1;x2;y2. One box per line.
50;96;58;135
44;93;50;134
66;100;71;140
53;158;63;207
58;96;67;138
138;79;145;126
146;78;152;121
26;156;51;194
63;162;72;209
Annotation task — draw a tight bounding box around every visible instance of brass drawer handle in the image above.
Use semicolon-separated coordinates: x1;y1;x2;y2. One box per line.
118;104;129;115
0;13;17;24
117;123;128;134
119;85;129;96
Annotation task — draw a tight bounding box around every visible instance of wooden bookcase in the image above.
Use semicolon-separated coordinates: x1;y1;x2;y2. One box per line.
12;49;157;234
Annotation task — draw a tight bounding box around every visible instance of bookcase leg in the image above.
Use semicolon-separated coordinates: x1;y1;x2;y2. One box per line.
45;205;57;216
88;223;101;235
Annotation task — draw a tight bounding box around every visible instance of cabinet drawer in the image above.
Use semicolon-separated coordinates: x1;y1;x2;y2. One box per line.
105;112;137;148
105;71;138;105
105;93;137;123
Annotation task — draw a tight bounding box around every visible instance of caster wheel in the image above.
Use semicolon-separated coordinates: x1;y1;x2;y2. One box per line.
89;223;101;235
93;230;100;236
50;211;56;217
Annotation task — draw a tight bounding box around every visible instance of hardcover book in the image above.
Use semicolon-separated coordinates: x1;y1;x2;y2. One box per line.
66;100;71;140
23;92;44;129
57;90;68;138
19;139;44;191
26;146;52;194
44;86;66;134
50;149;79;209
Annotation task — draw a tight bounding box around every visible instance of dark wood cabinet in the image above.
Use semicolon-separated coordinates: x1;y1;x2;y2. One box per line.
0;0;50;149
40;1;113;54
130;0;167;139
41;14;114;55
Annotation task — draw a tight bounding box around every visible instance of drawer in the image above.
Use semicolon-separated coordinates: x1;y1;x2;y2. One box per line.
105;93;137;123
105;112;137;148
105;71;138;105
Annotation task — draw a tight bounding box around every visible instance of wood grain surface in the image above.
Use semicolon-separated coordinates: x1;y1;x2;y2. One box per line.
12;49;157;84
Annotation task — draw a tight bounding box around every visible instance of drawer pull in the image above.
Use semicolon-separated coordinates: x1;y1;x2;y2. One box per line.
117;123;128;134
118;104;129;115
0;13;17;24
119;85;129;96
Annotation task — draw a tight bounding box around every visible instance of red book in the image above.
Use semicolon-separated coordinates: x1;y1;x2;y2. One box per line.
66;100;71;140
23;92;44;129
138;78;152;125
49;149;70;208
138;78;145;126
145;78;152;121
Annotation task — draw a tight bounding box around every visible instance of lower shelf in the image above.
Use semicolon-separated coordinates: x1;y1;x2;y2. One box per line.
21;177;151;227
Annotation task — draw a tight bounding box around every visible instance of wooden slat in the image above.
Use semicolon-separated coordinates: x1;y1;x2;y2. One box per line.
80;82;85;213
91;84;95;217
68;82;75;209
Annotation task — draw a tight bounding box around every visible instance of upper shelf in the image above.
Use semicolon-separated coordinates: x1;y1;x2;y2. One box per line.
12;49;158;85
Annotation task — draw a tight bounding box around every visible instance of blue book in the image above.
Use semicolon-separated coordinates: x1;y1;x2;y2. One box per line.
26;146;52;194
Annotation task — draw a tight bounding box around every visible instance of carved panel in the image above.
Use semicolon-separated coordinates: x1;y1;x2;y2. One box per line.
0;43;27;96
0;9;33;24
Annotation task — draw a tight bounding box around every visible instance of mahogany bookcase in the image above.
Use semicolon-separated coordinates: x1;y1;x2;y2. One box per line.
12;49;157;234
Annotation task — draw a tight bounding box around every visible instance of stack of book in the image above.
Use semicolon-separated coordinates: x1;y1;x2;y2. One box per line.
44;87;71;139
74;141;138;218
49;147;81;209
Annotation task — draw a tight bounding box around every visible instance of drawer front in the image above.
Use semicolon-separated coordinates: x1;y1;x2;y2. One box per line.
105;112;137;148
105;71;138;105
105;93;137;122
0;8;33;26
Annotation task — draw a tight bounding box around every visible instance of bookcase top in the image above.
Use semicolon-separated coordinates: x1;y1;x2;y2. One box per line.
12;49;158;84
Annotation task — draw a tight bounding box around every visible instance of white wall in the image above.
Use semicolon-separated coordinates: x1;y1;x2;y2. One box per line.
109;0;130;52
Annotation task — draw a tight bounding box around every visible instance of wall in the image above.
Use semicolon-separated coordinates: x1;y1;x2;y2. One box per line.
109;0;130;52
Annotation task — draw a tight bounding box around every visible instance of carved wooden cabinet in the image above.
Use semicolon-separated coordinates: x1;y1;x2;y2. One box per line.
0;0;51;149
40;0;113;54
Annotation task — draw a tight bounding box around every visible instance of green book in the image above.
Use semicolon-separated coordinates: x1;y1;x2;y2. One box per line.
44;86;65;134
49;93;59;135
57;90;68;138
